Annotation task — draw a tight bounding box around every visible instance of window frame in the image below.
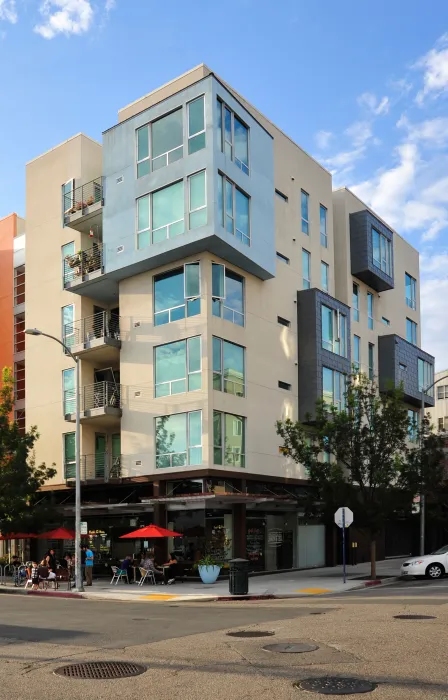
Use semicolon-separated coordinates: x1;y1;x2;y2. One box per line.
188;169;207;230
368;342;374;381
405;272;417;310
372;227;392;276
63;431;76;479
62;367;75;416
136;124;150;178
406;317;417;345
154;336;202;398
321;305;347;357
301;190;309;235
353;335;360;371
321;261;329;292
367;292;374;330
155;410;202;469
153;262;201;327
218;98;250;175
322;367;346;412
151;107;184;171
408;409;418;442
63;178;75;214
187;95;206;155
212;336;245;398
212;263;245;326
62;304;75;354
218;173;251;245
352;282;359;322
418;358;434;397
213;410;246;467
302;248;311;289
320;204;328;248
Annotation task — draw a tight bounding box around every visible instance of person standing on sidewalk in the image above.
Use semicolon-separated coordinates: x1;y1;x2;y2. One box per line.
85;546;94;586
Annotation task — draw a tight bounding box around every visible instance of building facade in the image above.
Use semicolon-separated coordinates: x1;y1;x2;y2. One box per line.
24;65;434;569
428;369;448;432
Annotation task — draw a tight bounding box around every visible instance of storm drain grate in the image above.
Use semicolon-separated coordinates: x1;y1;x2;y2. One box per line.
264;643;318;653
394;614;436;620
294;677;376;695
227;630;275;638
54;661;147;680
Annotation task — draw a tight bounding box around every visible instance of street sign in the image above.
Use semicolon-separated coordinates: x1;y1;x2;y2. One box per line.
80;521;88;535
334;507;353;528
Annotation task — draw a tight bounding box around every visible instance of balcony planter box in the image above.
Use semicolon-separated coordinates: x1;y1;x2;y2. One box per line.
198;565;221;584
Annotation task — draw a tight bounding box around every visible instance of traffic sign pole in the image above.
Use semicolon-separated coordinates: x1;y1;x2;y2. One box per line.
342;508;346;584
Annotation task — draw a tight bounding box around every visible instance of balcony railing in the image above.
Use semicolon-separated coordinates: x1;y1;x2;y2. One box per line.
64;177;103;220
64;311;120;348
64;381;122;416
65;452;122;481
63;243;103;286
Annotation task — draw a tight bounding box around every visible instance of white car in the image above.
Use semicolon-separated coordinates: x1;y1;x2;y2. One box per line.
401;545;448;579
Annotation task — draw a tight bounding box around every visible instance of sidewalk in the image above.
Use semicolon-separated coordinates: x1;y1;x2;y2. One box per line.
1;558;404;602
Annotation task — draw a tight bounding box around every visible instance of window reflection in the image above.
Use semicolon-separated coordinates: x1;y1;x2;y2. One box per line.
212;265;244;326
154;265;200;326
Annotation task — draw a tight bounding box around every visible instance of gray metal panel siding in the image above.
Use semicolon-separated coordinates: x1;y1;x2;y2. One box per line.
350;210;394;292
297;288;351;421
378;334;435;408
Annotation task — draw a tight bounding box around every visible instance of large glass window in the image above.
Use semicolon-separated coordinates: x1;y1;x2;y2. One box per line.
218;174;250;245
408;409;418;442
301;191;309;234
321;261;329;292
302;249;311;289
155;336;201;397
320;205;328;247
406;318;417;345
367;292;374;330
155;411;202;468
137;181;185;249
322;367;346;411
213;337;245;397
188;96;206;154
62;241;75;282
62;367;75;415
368;342;374;380
418;359;434;397
64;432;76;479
372;228;392;276
189;170;207;229
136;125;150;177
212;263;244;326
151;109;183;171
352;283;359;322
62;304;75;353
405;272;417;309
218;99;249;174
353;335;360;371
213;411;245;467
322;305;347;357
154;263;200;326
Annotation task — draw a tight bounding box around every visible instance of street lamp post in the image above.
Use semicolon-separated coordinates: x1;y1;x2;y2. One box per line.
419;373;448;556
25;328;84;592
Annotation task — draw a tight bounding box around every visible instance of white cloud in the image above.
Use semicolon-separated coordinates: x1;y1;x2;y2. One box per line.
34;0;94;39
415;33;448;104
357;92;390;115
322;146;366;173
345;120;372;147
315;130;333;150
0;0;17;23
420;252;448;368
398;114;448;146
105;0;115;9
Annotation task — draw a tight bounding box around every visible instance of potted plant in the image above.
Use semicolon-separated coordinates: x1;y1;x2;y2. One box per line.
197;554;221;584
86;195;94;206
67;252;82;269
75;201;83;211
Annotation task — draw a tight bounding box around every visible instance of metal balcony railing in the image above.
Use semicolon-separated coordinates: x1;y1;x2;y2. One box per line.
65;452;122;481
64;177;103;217
64;381;122;416
63;243;103;286
64;311;120;348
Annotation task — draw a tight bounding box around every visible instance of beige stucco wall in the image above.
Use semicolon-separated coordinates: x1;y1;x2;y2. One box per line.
427;369;448;430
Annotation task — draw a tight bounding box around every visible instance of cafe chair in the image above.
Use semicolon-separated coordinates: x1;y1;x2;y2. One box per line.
110;566;129;585
138;567;155;586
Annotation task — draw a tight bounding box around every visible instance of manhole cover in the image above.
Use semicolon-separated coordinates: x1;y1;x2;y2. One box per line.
54;661;147;680
394;614;436;620
227;630;275;638
264;643;318;653
295;677;376;695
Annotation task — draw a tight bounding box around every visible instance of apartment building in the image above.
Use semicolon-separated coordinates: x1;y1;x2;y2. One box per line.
24;65;435;569
428;369;448;432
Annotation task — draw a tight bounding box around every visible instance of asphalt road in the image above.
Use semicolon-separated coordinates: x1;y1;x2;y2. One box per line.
324;576;448;604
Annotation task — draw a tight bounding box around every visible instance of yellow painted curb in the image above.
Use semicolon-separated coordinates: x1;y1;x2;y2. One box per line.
141;594;178;601
294;588;332;594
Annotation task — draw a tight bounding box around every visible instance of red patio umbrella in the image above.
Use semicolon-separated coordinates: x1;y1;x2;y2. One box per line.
120;525;183;539
0;533;37;540
37;527;76;540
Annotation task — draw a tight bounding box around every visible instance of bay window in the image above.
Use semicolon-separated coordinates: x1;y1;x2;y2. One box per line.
321;305;347;357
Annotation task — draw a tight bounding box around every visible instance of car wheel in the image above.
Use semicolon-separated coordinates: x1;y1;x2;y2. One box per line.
425;563;444;579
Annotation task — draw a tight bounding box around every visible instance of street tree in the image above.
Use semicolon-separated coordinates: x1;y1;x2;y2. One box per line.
0;367;56;534
277;372;418;579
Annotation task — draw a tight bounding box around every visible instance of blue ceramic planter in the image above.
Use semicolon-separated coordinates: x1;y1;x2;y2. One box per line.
198;564;221;584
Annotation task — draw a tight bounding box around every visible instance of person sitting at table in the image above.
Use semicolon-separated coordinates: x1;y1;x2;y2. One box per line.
120;554;132;583
163;552;178;585
140;552;164;584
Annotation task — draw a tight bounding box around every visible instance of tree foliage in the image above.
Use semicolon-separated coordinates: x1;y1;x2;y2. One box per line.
0;367;56;534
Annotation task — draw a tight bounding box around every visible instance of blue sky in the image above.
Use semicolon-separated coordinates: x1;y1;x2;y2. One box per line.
1;0;448;365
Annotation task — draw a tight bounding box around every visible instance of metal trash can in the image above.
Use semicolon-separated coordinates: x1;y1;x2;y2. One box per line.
229;558;249;595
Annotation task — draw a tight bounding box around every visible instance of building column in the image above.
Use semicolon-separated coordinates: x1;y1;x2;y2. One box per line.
152;480;167;564
232;503;247;559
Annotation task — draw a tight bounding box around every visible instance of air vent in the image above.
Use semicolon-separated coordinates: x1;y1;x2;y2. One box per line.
135;460;142;467
134;391;141;397
116;176;124;184
117;245;124;254
134;321;141;328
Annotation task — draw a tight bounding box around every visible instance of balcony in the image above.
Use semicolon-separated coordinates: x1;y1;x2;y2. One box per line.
65;452;122;483
63;177;103;233
63;243;103;290
350;210;394;292
378;334;435;408
64;381;122;426
67;311;121;361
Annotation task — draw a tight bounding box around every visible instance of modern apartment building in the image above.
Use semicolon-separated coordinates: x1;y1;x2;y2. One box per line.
24;65;435;569
428;369;448;432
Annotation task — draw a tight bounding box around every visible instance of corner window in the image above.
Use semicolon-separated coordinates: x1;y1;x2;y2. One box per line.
372;227;392;277
368;342;374;380
217;99;249;174
213;337;245;397
302;249;311;289
62;368;75;416
155;411;202;468
418;359;434;397
367;292;374;330
406;318;417;345
213;411;246;467
322;367;346;412
405;272;417;310
322;305;347;357
212;263;244;326
189;170;207;229
62;304;75;353
301;191;309;235
218;174;250;245
320;205;328;247
321;261;329;292
352;283;359;322
353;335;360;371
64;432;76;479
188;96;206;154
155;336;201;397
154;263;200;326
